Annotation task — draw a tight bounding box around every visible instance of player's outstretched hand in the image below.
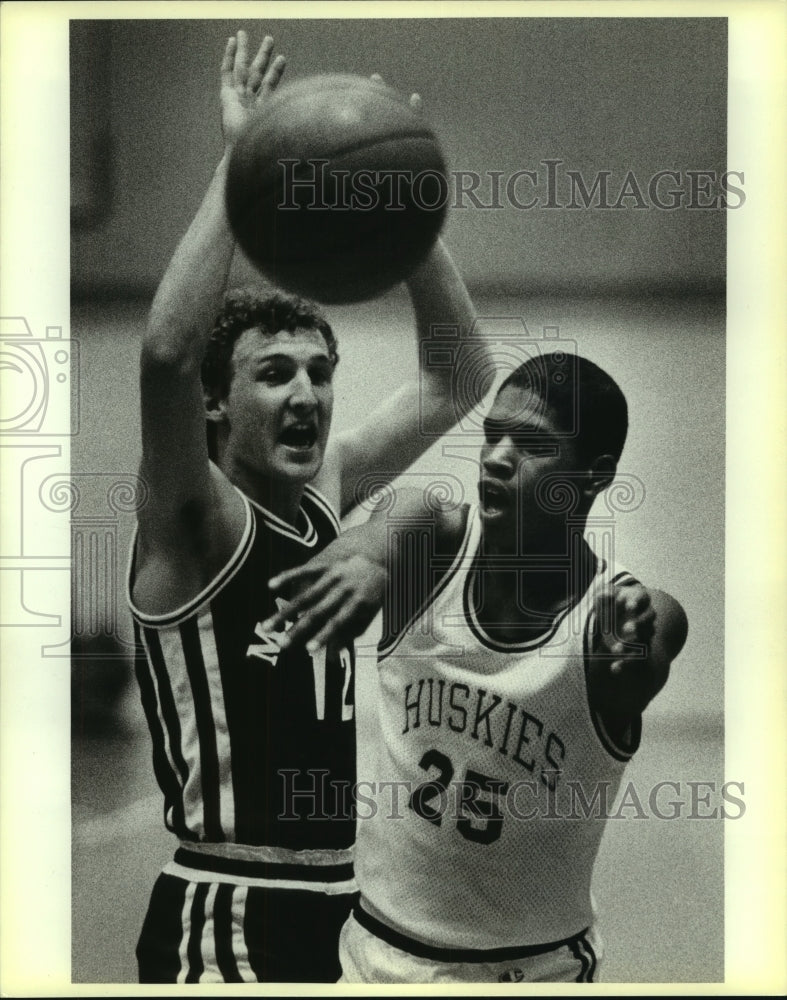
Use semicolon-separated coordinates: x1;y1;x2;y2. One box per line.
221;30;286;149
592;580;656;674
587;580;659;717
264;553;387;653
588;581;687;722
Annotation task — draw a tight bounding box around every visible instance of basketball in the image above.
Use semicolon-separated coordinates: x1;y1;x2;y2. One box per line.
226;74;448;304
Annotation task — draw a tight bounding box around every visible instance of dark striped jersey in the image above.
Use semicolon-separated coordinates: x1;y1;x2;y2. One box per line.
128;483;356;853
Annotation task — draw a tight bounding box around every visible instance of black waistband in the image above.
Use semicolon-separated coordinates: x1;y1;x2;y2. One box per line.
353;901;589;963
174;847;354;883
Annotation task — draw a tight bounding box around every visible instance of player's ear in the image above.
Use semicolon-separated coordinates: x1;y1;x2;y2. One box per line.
204;386;229;424
584;454;616;499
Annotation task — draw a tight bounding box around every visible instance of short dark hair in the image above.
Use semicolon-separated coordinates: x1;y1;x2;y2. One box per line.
201;286;339;400
498;351;628;464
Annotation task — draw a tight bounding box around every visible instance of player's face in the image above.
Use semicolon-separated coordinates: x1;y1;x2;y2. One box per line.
222;326;334;484
478;385;581;545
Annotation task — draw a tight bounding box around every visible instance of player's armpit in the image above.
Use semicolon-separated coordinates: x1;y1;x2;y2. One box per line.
132;462;247;617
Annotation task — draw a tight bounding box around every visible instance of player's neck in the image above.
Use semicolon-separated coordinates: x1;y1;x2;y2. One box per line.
475;530;598;633
226;462;305;524
480;518;586;560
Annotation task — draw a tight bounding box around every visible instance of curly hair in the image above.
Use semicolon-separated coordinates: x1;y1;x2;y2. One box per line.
201;286;339;400
499;352;628;465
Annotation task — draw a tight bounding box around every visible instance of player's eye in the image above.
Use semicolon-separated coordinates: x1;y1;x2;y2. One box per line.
308;361;334;386
257;363;293;385
512;437;554;456
482;419;503;445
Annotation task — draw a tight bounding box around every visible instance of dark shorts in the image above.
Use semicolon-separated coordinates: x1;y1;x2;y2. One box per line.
137;870;358;983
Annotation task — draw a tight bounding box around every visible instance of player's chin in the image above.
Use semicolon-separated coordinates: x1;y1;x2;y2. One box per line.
478;500;516;529
275;442;325;478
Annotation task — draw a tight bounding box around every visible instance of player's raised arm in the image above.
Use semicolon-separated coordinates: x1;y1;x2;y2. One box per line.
334;82;486;516
137;33;286;546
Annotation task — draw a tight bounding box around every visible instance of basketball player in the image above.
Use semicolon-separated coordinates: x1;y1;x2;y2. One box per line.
128;31;480;983
266;351;689;983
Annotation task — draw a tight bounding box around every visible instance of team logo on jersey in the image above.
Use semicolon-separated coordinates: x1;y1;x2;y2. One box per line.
498;967;525;982
247;598;292;666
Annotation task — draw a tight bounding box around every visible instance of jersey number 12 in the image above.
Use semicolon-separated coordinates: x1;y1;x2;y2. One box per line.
312;646;354;722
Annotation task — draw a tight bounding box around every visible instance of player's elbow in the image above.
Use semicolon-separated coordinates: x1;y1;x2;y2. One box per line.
418;373;463;433
141;313;203;378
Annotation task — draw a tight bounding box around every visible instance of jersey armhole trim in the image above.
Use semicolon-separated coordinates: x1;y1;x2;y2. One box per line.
582;570;643;763
378;505;476;661
303;482;341;536
127;489;256;628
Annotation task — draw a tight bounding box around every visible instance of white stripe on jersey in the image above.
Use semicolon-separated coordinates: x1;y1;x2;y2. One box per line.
200;883;220;982
231;886;256;983
197;617;235;837
139;628;185;797
159;628;205;837
177;882;196;984
247;494;319;546
303;482;341;536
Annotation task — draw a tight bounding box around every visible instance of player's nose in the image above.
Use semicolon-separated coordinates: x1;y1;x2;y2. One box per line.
288;368;318;409
481;438;517;479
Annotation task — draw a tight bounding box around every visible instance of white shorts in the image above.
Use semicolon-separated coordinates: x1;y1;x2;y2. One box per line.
338;905;604;984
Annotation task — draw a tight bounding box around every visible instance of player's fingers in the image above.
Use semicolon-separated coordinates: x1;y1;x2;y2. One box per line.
260;53;287;94
370;73;384;85
410;92;423;114
622;606;656;644
261;576;335;634
280;589;349;650
247;35;273;92
306;600;367;653
621;588;651;618
233;30;249;88
221;36;237;85
269;563;326;592
258;599;295;638
286;574;337;617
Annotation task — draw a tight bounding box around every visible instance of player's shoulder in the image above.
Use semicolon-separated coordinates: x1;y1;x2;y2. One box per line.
377;485;467;528
377;487;471;568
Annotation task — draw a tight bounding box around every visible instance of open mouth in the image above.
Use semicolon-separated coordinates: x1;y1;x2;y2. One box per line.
279;422;318;450
479;480;510;515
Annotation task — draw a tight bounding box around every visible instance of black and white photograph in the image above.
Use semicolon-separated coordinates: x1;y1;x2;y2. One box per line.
0;1;785;994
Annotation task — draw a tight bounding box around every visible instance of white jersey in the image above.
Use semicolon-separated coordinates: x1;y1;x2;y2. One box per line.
356;505;639;950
